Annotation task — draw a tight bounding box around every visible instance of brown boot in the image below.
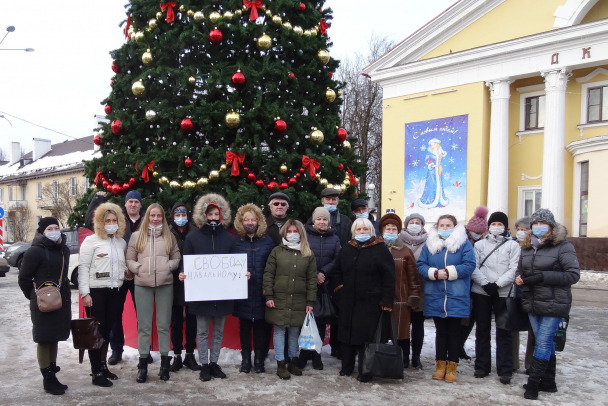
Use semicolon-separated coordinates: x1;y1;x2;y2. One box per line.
445;361;458;383
288;357;303;376
432;360;447;380
276;361;290;380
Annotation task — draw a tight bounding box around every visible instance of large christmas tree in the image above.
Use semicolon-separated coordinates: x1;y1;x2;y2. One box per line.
81;0;365;222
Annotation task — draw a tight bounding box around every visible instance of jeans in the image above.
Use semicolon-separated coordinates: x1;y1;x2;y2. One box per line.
196;315;227;364
134;284;173;356
273;326;299;362
528;313;561;361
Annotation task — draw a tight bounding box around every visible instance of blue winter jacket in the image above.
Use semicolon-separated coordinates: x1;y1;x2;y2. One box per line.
305;223;341;276
416;224;476;318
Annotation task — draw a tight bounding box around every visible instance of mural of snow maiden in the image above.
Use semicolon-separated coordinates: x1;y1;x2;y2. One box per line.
404;115;468;223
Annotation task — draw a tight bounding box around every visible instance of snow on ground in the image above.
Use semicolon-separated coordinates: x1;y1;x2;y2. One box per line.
1;270;606;406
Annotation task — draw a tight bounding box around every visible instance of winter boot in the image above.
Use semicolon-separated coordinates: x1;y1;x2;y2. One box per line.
169;354;183;372
108;350;122;365
159;355;171;381
147;353;154;364
538;355;557;393
100;361;118;380
298;350;310;369
240;350;252;373
183;353;201;371
209;362;227;379
444;361;458;383
40;366;65;395
312;351;324;370
276;361;291;380
136;357;148;383
91;370;113;387
288;357;303;376
253;352;265;373
459;347;471;360
524;357;550;400
432;360;447;380
411;353;423;370
199;364;211;381
398;339;410;369
49;362;68;390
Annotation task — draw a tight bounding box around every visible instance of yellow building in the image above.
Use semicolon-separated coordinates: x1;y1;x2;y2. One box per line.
364;0;608;239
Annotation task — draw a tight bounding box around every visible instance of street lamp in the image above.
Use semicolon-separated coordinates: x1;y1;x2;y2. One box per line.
0;26;34;52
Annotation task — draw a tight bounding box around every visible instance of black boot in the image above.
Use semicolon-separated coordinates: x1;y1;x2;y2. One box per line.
209;362;226;379
40;366;65;395
524;357;550;400
159;355;171;381
411;353;423;370
49;362;68;390
169;354;183;372
199;364;211;381
312;351;324;370
240;350;252;373
253;352;265;373
91;370;113;387
398;339;410;369
539;355;558;393
183;353;201;371
298;350;310;369
136;357;148;383
108;350;122;365
100;362;118;380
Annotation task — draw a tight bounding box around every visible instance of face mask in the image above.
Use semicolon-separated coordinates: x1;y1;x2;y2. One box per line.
285;233;300;243
174;217;188;227
104;224;119;235
437;229;453;239
354;234;371;243
355;212;369;219
516;230;528;242
383;233;398;243
45;231;61;242
324;204;337;213
470;232;482;241
207;219;219;227
489;225;505;236
149;224;162;231
407;224;422;235
244;224;258;234
532;224;549;238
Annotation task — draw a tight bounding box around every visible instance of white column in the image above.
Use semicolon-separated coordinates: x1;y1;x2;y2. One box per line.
540;69;570;223
486;79;512;215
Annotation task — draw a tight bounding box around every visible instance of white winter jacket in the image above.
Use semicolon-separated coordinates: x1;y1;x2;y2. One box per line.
471;234;520;297
78;234;127;296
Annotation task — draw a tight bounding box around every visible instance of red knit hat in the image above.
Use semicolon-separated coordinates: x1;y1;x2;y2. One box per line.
465;206;489;234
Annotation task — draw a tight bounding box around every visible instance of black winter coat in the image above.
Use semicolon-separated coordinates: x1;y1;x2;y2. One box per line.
233;234;275;320
18;233;71;343
266;215;286;246
170;223;196;306
332;237;395;345
516;224;580;318
184;224;237;316
305;223;341;276
329;211;352;247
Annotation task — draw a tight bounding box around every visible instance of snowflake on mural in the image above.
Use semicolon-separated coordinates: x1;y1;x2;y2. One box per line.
411;159;420;167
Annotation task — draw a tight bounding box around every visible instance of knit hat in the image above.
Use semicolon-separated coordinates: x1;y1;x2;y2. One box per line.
465;206;489;234
312;207;330;221
487;211;509;228
530;208;556;227
172;202;188;217
514;217;531;230
125;190;142;202
379;213;402;234
404;213;425;227
37;217;59;234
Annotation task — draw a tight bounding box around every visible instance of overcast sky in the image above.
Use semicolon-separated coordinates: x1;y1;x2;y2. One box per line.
0;0;455;157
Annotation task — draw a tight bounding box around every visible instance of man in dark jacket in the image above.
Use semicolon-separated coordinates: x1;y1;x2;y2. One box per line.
320;188;352;247
266;192;290;246
350;198;379;235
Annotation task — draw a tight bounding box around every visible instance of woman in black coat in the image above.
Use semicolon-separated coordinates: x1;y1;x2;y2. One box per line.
332;218;395;383
18;217;71;396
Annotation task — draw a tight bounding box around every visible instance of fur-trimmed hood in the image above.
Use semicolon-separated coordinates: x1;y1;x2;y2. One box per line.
93;202;126;239
233;203;267;238
425;223;468;255
192;193;232;228
521;223;568;248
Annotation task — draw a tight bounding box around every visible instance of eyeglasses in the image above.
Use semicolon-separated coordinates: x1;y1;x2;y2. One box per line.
272;202;287;207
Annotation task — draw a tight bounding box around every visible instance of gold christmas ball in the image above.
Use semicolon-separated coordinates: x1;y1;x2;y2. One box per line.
320;178;328;187
343;178;351;187
156;12;162;20
133;31;145;42
169;180;180;188
224;11;233;21
183;180;196;189
145;110;157;121
187;10;195;18
179;5;186;12
325;88;336;103
159;176;169;184
209;11;221;24
188;76;196;84
257;34;272;50
282;22;292;30
293;26;303;36
265;10;272;17
225;111;241;128
318;50;330;65
193;11;204;22
342;140;351;149
152;171;158;177
142;49;153;65
337;89;343;97
148;19;157;29
220;164;227;171
272;15;282;25
280;164;288;174
310;129;324;145
315;174;321;180
339;184;347;193
327;184;335;190
234;9;242;17
209;170;220;180
132;80;145;97
197;177;209;186
303;29;312;37
312;26;319;35
127;26;135;37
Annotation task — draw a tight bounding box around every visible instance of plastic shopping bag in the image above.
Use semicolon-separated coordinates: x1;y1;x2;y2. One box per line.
298;312;323;354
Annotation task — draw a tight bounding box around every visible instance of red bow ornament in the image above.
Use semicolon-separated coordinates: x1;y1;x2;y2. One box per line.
243;0;263;21
141;160;155;183
124;16;131;38
94;171;102;184
302;155;320;178
346;167;358;185
225;151;246;176
319;19;328;35
160;2;177;23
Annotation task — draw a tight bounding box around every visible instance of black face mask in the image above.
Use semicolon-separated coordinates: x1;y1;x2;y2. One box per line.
207;220;219;227
243;224;258;234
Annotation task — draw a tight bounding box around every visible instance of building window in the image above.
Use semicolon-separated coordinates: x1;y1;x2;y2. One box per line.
36;182;42;199
70;177;77;196
0;187;3;203
579;161;589;237
520;187;542;218
525;95;545;130
587;85;608;123
8;186;13;202
20;184;26;200
52;180;59;200
83;176;90;192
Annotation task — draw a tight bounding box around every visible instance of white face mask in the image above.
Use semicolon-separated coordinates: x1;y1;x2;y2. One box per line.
104;224;119;235
285;233;301;243
45;231;61;242
489;225;505;236
516;230;528;242
407;224;422;235
149;224;162;231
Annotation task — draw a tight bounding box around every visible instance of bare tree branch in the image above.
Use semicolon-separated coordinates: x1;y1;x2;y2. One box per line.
38;179;84;227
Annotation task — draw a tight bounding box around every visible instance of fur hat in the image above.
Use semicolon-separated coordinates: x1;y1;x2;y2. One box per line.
465;206;489;234
312;207;330;221
487;211;509;228
94;202;126;238
37;217;59;234
404;213;425;227
192;193;232;228
530;208;556;227
514;217;530;230
379;213;402;234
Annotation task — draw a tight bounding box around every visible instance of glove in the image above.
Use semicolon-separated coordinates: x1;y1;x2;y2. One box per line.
522;273;544;285
407;295;422;310
482;282;499;296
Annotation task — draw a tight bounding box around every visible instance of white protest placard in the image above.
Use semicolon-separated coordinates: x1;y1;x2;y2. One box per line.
183;254;248;301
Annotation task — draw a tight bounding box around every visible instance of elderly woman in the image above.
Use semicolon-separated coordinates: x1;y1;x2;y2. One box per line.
516;209;579;400
79;202;128;387
513;216;533;373
380;213;422;370
332;218;395;383
417;214;476;383
18;218;71;395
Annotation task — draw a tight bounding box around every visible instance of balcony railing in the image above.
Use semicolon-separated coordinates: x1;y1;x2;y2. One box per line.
8;200;27;209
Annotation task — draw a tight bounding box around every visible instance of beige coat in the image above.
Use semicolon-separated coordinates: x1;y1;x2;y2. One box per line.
126;228;180;287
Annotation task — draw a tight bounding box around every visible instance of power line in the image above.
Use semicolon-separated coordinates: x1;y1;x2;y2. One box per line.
0;110;94;145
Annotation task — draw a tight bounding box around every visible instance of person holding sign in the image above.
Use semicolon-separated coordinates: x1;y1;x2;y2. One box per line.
263;220;317;380
179;193;236;382
233;203;275;374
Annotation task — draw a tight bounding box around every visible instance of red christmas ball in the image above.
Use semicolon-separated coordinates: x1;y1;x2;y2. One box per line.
110;80;114;87
255;179;264;188
329;71;333;78
102;180;109;188
209;28;223;44
288;177;297;186
184;158;193;168
279;182;289;190
274;119;287;132
111;61;120;73
94;135;101;145
105;183;112;191
181;118;193;133
267;181;279;191
129;177;136;185
287;72;295;80
247;172;256;182
104;104;112;114
231;71;246;86
111;120;122;135
337;128;348;142
299;168;305;174
244;167;250;172
299;2;306;11
295;173;301;179
337;163;344;171
122;183;130;190
111;184;122;195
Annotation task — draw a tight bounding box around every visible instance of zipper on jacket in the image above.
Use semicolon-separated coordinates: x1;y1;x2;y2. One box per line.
443;249;449;317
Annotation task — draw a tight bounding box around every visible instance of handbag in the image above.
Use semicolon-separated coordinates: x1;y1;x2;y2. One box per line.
496;284;530;331
554;317;568;352
298;312;323;353
33;254;65;313
71;308;104;363
312;282;337;324
362;312;404;379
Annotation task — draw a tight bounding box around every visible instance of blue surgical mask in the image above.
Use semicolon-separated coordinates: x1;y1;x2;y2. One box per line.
437;229;454;239
286;233;301;243
383;233;398;243
355;212;369;219
532;224;549;238
174;217;188;227
354;234;371;243
470;232;482;241
44;231;61;242
407;224;422;235
324;204;337;213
